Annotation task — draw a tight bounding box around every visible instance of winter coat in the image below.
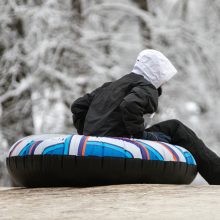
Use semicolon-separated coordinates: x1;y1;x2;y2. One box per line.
71;49;177;138
71;73;158;138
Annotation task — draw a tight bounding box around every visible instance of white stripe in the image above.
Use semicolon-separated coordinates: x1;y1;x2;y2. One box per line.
171;145;187;163
10;139;30;157
99;137;142;159
34;136;66;155
69;135;83;155
138;140;167;160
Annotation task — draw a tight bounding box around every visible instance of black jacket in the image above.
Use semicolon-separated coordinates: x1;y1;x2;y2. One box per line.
71;73;159;138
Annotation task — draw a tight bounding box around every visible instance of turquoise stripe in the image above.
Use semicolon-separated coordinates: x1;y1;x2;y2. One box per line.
19;141;35;156
125;151;133;158
184;152;196;165
137;141;164;160
64;135;72;155
43;144;64;155
174;145;196;165
86;142;133;158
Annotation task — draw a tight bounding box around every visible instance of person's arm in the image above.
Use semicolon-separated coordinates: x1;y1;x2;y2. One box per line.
71;82;111;134
119;84;158;138
71;93;93;134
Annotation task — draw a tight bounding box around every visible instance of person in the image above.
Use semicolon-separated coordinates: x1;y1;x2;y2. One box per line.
71;49;220;184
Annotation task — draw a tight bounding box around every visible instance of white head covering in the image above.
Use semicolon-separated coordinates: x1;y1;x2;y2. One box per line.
132;49;177;88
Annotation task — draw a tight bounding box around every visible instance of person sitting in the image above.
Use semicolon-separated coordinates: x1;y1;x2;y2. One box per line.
71;49;220;184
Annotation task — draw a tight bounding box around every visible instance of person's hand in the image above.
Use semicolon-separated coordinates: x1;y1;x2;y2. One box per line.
142;131;171;143
142;131;158;141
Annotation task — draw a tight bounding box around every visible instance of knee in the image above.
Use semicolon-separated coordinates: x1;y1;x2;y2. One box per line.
166;119;197;139
165;119;183;128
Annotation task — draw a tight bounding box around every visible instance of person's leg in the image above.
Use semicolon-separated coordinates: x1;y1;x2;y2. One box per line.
146;119;220;184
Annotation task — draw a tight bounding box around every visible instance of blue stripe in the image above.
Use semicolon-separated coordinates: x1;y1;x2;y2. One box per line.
137;141;164;160
113;137;148;159
184;152;196;165
43;143;64;155
173;145;196;165
86;141;133;158
64;135;73;155
19;141;35;156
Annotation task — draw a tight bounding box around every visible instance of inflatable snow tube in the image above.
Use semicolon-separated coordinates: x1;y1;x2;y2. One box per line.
6;134;197;187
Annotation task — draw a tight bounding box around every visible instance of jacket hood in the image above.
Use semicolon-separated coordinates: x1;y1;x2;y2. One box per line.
132;49;177;89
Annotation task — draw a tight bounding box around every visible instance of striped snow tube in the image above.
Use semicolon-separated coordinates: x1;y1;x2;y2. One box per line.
6;134;197;187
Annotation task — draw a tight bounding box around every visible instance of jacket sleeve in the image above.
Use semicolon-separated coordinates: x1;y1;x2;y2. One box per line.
119;84;158;138
71;82;111;134
71;93;94;134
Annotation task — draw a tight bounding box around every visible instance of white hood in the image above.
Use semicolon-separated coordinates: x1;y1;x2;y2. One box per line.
132;49;177;88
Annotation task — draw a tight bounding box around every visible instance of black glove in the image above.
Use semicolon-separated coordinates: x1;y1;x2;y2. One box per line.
142;131;171;143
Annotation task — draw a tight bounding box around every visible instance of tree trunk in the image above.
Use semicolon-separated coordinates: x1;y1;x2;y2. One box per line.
135;0;149;11
71;0;82;25
181;0;189;21
132;0;152;48
1;90;34;147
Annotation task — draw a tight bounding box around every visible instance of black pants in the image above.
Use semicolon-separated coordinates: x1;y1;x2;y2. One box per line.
146;119;220;185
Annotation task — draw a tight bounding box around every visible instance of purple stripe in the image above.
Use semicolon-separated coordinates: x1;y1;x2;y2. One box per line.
113;137;148;160
77;136;87;156
137;140;164;160
30;141;43;155
161;142;180;161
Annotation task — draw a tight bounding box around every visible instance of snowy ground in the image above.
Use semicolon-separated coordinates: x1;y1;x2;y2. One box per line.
191;173;208;185
0;184;219;220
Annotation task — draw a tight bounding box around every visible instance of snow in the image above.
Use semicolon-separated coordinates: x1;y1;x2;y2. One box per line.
185;102;200;114
1;0;220;185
